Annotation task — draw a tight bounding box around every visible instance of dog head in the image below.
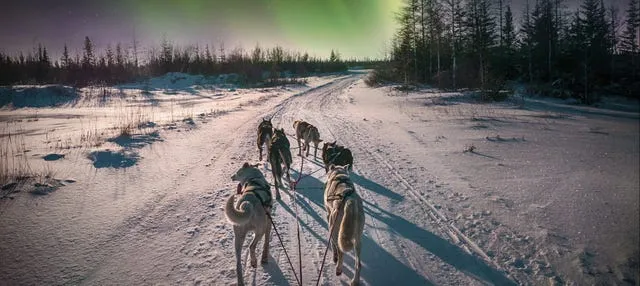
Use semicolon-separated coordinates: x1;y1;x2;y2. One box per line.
329;164;350;173
322;140;337;157
327;164;351;180
323;140;337;151
260;118;273;129
232;162;263;194
231;162;261;181
274;127;286;138
293;120;301;130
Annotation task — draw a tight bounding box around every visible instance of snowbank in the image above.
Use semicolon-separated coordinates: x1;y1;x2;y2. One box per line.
0;85;79;108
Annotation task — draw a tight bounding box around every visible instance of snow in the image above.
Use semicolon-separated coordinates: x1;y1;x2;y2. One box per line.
1;71;638;285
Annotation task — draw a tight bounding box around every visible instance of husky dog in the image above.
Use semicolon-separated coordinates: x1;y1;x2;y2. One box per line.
226;162;273;286
268;128;292;199
324;164;364;286
322;141;354;173
303;124;323;159
293;120;312;156
257;118;273;162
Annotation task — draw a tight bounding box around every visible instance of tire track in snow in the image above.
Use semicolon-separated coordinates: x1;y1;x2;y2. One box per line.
336;112;520;285
287;76;518;285
216;74;367;285
270;75;362;286
317;113;475;285
275;74;461;285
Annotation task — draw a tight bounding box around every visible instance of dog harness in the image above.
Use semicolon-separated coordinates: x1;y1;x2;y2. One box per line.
325;173;355;202
241;177;273;207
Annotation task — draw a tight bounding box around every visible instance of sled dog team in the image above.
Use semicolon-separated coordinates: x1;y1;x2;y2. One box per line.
226;118;364;286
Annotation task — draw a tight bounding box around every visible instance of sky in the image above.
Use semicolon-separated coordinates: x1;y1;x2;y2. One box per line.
0;0;404;60
0;0;630;61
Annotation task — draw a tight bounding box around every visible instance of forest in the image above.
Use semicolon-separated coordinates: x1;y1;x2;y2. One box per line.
0;37;355;87
371;0;640;104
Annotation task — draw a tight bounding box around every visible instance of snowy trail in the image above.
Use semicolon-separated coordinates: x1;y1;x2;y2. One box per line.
2;72;636;285
1;73;504;285
259;73;516;286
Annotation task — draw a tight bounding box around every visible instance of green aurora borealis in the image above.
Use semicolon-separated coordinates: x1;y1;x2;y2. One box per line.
120;0;403;58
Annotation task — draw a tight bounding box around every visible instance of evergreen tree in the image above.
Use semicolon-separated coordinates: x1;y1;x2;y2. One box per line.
500;4;517;79
426;0;444;85
463;0;496;86
82;36;95;71
529;0;559;82
520;0;534;83
252;44;263;64
106;45;114;67
61;44;71;68
115;43;124;68
621;0;639;79
329;49;340;62
502;5;516;53
609;4;619;84
394;2;417;84
160;36;173;73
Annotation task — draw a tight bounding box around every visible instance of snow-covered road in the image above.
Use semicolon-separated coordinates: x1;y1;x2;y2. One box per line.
1;72;637;285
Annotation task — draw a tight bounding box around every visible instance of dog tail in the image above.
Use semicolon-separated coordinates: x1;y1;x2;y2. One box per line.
261;132;272;148
346;149;354;171
281;149;292;167
338;197;357;252
271;150;283;173
225;195;253;226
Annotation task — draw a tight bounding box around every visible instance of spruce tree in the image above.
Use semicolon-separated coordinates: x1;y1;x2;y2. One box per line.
464;0;496;86
82;36;94;71
62;44;70;68
621;0;639;79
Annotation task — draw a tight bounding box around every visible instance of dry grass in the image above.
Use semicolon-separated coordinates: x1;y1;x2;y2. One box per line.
114;104;153;138
79;125;104;148
28;164;61;196
1;125;33;186
0;125;41;198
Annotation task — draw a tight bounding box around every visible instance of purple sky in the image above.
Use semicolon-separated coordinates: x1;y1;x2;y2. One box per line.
0;0;631;60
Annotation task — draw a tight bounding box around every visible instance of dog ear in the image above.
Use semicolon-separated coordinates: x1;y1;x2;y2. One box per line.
280;128;285;133
332;140;337;145
242;162;250;168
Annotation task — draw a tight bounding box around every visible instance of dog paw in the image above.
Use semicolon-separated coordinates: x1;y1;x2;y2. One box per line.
250;258;257;268
336;268;342;276
333;256;338;263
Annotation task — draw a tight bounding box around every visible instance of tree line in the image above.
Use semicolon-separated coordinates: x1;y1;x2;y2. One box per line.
375;0;640;103
0;37;352;87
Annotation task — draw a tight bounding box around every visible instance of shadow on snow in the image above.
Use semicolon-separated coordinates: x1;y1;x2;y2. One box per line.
281;162;513;285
